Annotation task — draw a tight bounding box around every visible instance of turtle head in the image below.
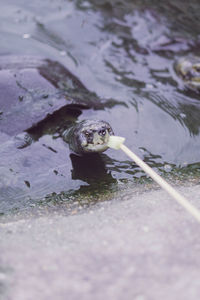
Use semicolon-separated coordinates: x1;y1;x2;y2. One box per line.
175;56;200;90
63;120;114;154
79;120;114;153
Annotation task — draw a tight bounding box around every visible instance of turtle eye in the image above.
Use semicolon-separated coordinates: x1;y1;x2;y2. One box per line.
84;131;90;137
98;129;106;136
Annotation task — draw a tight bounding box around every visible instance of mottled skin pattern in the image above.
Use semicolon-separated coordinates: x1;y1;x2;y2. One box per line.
63;120;114;154
174;56;200;91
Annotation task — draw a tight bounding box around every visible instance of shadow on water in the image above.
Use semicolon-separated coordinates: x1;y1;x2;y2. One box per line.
1;0;200;214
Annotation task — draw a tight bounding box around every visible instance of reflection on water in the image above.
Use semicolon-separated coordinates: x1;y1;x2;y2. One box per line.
70;153;115;183
1;0;200;213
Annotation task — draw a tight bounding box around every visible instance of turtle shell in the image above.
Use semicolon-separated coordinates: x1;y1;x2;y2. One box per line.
0;56;103;136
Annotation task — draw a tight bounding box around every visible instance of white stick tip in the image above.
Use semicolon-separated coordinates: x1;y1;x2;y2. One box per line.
107;135;125;150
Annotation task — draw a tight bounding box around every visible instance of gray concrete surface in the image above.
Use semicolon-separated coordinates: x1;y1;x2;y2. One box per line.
1;184;200;300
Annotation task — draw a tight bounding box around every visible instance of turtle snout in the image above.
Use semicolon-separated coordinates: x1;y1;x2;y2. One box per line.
87;134;94;144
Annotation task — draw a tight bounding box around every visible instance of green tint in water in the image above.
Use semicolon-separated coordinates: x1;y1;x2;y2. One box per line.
1;0;200;214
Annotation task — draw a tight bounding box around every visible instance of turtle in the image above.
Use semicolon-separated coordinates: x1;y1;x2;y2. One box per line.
0;55;115;154
174;55;200;91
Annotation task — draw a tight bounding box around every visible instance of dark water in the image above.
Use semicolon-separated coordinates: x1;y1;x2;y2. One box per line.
1;0;200;214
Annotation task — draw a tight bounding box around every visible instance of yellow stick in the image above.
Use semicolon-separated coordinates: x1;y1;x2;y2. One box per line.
108;135;200;223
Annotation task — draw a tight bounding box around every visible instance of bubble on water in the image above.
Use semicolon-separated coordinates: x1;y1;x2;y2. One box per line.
164;164;172;172
145;83;154;89
180;113;186;118
22;33;31;39
60;50;67;56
